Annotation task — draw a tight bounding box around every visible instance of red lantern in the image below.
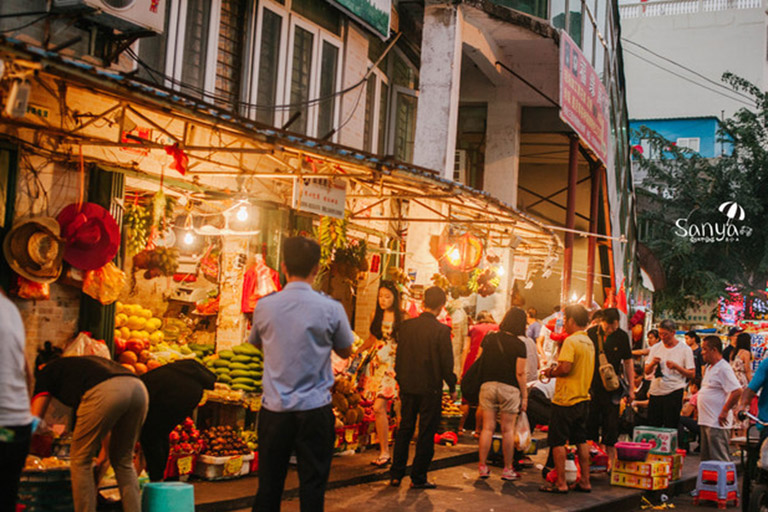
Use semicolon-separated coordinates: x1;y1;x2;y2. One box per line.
442;232;483;272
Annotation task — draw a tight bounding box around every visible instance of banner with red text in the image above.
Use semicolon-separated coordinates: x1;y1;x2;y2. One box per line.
559;31;610;166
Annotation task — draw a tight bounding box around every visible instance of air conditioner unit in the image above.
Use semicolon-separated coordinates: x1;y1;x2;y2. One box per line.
454;149;468;184
53;0;166;34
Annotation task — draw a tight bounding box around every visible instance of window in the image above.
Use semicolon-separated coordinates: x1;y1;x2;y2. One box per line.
317;41;340;139
254;7;284;126
582;3;595;64
243;3;342;137
363;75;377;152
289;26;314;135
568;1;583;46
551;0;566;30
391;89;417;162
676;137;701;153
215;0;248;110
137;0;221;100
490;0;547;19
378;82;389;153
180;0;213;98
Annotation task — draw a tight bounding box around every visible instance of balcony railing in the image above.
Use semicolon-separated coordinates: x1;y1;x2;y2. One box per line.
620;0;761;19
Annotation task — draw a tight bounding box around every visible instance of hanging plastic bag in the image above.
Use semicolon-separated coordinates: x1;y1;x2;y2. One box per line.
82;262;126;305
17;276;50;300
515;412;532;451
63;332;111;359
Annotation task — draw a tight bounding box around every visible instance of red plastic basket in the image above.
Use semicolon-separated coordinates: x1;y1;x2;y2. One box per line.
615;441;652;461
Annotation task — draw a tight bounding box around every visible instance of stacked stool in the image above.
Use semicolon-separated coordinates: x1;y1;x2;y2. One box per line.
692;461;739;509
141;482;195;512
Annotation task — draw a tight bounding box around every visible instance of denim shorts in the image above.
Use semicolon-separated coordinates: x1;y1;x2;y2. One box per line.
479;381;521;415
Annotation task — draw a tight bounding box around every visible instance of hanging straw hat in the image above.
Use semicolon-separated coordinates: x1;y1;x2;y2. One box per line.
2;217;64;283
57;202;120;271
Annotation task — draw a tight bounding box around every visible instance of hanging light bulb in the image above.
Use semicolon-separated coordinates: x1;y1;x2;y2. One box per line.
184;231;195;245
570;292;579;304
446;246;461;266
496;265;505;277
236;205;248;222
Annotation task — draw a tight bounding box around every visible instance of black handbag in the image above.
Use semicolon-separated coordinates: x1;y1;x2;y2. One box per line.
460;333;506;405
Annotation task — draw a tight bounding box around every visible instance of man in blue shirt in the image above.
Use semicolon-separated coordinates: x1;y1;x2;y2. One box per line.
248;237;353;512
740;356;768;433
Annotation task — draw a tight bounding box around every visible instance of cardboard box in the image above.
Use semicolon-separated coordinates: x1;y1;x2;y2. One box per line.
633;426;678;454
648;453;684;480
611;470;669;490
613;460;671;477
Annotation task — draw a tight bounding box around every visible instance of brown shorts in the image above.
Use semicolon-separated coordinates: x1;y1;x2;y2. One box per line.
479;381;521;415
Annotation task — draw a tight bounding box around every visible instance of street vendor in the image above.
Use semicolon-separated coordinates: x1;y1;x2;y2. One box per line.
139;359;217;481
30;355;148;512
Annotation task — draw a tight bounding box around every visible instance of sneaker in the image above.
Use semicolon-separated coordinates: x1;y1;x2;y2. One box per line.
478;464;491;479
501;467;521;481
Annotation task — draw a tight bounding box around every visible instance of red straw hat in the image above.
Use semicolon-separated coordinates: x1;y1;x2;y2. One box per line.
57;203;120;270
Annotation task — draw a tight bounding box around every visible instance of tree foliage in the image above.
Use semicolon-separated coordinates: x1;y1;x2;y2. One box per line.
635;74;768;316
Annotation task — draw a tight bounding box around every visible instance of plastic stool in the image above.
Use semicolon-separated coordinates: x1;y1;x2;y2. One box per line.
141;482;195;512
692;461;739;509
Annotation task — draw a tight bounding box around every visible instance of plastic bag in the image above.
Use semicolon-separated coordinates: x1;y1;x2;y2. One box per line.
82;262;126;305
515;412;532;451
63;332;110;359
17;276;50;300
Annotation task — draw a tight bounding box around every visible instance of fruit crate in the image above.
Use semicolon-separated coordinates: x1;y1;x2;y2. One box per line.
195;453;253;480
17;467;73;512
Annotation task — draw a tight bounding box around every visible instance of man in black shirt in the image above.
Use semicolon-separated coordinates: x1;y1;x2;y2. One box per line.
139;360;216;481
586;308;635;468
685;331;704;380
390;286;457;489
30;356;148;512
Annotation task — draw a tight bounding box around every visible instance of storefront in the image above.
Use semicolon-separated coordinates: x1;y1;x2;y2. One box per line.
1;37;561;482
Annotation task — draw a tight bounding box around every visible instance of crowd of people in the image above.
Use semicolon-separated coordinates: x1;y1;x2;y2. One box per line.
2;235;764;512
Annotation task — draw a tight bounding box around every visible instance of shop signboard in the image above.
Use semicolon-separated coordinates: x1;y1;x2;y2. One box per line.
292;177;347;219
327;0;391;40
559;31;610;167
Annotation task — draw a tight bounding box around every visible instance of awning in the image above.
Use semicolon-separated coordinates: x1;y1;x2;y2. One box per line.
0;37;562;274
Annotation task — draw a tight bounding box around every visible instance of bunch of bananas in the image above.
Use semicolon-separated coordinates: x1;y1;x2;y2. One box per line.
124;204;151;257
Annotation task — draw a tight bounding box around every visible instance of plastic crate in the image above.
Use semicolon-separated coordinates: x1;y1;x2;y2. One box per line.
17;467;73;511
615;441;652;461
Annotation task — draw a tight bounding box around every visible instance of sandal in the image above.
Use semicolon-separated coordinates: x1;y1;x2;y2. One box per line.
571;483;592;493
371;455;391;467
539;484;569;494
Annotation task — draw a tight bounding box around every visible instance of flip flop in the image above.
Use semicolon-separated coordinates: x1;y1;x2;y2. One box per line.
571;484;592;493
539;484;569;494
371;456;391;467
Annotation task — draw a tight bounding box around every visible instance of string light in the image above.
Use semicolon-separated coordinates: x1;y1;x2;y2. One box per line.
236;205;248;222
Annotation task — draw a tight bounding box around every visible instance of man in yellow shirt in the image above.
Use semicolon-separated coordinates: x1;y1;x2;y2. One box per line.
540;305;595;494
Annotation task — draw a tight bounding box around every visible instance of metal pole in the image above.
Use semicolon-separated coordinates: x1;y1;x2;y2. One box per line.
561;137;579;305
586;164;602;307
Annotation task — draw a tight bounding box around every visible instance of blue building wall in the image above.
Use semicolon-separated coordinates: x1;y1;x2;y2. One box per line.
629;117;727;158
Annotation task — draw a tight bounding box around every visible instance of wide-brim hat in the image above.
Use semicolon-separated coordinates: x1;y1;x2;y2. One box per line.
2;217;64;283
57;202;120;271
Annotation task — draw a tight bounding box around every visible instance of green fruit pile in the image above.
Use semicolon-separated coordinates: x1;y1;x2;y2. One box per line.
189;343;215;364
206;343;263;393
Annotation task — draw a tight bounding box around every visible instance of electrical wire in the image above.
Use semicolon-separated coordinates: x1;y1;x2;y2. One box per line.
125;47;368;112
0;11;49;18
623;48;754;107
0;13;51;33
623;38;755;102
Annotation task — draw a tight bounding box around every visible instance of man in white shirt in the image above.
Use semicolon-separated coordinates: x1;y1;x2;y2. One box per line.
698;335;742;461
0;290;33;511
645;319;695;428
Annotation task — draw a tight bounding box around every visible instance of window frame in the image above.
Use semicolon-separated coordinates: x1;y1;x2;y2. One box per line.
247;0;290;123
363;66;390;154
282;14;343;139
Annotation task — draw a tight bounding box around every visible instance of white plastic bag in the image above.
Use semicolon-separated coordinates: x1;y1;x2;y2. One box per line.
515;412;532;451
63;332;111;359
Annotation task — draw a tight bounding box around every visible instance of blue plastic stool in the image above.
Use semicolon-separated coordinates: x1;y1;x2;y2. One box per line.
692;461;739;509
141;482;195;512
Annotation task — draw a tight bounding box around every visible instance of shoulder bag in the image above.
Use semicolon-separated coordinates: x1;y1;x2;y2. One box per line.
597;330;621;392
461;333;507;404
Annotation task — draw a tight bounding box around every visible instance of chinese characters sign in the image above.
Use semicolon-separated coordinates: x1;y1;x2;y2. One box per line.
292;178;347;219
559;31;610;166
